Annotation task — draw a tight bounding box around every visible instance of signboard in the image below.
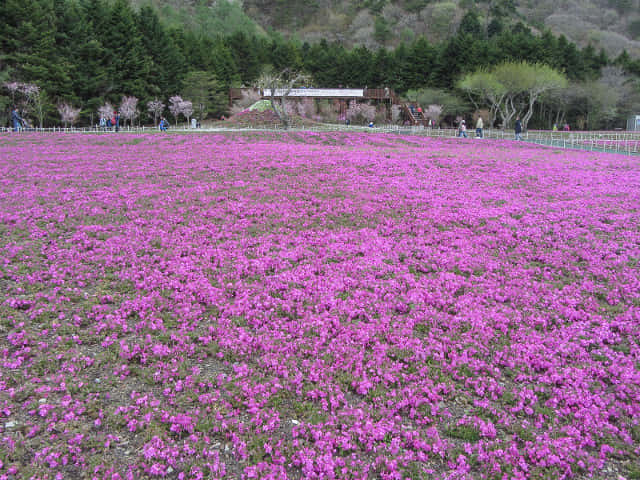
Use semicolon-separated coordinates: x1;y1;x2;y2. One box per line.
263;88;365;98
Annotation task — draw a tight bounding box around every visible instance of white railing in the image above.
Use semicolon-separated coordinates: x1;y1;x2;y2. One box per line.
2;124;639;155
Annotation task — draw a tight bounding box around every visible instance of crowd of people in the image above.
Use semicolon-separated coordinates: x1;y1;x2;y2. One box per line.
98;111;121;131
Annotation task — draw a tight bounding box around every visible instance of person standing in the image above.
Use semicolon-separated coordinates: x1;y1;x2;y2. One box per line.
11;107;23;132
114;111;120;132
515;117;523;140
475;116;484;138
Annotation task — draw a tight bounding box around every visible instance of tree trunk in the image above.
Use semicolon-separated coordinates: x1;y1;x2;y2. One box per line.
522;95;536;130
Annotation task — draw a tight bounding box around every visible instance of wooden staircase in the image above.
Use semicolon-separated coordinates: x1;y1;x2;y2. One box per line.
403;104;427;126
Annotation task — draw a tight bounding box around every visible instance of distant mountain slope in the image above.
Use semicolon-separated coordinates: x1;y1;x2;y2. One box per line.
139;0;640;57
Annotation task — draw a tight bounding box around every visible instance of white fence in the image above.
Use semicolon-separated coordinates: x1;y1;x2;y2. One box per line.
2;124;639;156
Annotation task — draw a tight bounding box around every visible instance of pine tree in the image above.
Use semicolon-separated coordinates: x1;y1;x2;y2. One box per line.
106;0;153;100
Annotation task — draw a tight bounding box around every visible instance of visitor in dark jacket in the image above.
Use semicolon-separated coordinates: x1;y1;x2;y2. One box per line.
11;108;23;132
515;117;523;140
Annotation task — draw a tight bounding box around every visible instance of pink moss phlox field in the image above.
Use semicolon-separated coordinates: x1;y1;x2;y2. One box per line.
0;132;639;479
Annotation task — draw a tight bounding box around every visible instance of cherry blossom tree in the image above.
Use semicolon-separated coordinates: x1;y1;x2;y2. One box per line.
168;96;194;126
98;103;114;126
5;82;46;127
168;96;184;125
119;96;139;127
181;100;193;127
147;99;165;126
57;103;81;128
346;101;376;125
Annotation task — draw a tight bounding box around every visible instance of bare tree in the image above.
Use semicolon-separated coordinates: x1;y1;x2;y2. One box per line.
257;68;310;129
147;99;165;126
119;96;139;127
57;103;81;128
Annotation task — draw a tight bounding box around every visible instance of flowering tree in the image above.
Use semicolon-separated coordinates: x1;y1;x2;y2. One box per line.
119;96;139;127
147;99;165;126
168;96;194;126
181;100;193;127
5;82;46;128
4;82;21;104
57;103;81;128
168;96;184;125
424;104;443;124
296;98;316;119
98;103;113;121
346;101;376;125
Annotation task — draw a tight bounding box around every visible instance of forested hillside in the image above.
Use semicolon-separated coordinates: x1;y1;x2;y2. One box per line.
1;0;639;129
136;0;640;57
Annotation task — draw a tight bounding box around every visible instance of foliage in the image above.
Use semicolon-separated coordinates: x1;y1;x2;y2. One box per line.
406;88;469;117
181;71;227;120
459;62;567;128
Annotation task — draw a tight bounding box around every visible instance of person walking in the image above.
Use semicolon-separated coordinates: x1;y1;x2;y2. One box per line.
159;117;167;132
515;117;523;140
11;107;23;132
458;120;468;138
114;111;121;132
475;116;484;138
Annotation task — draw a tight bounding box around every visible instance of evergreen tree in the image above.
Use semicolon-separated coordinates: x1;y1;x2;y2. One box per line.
459;11;483;36
137;6;186;98
226;32;261;85
106;0;153;100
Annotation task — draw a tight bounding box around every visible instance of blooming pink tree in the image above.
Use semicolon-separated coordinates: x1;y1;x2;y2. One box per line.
147;99;165;126
424;104;443;124
98;103;114;123
168;96;184;125
119;96;139;127
346;101;376;125
168;96;194;126
5;82;46;127
4;82;21;104
296;98;316;118
180;100;193;127
57;103;81;128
